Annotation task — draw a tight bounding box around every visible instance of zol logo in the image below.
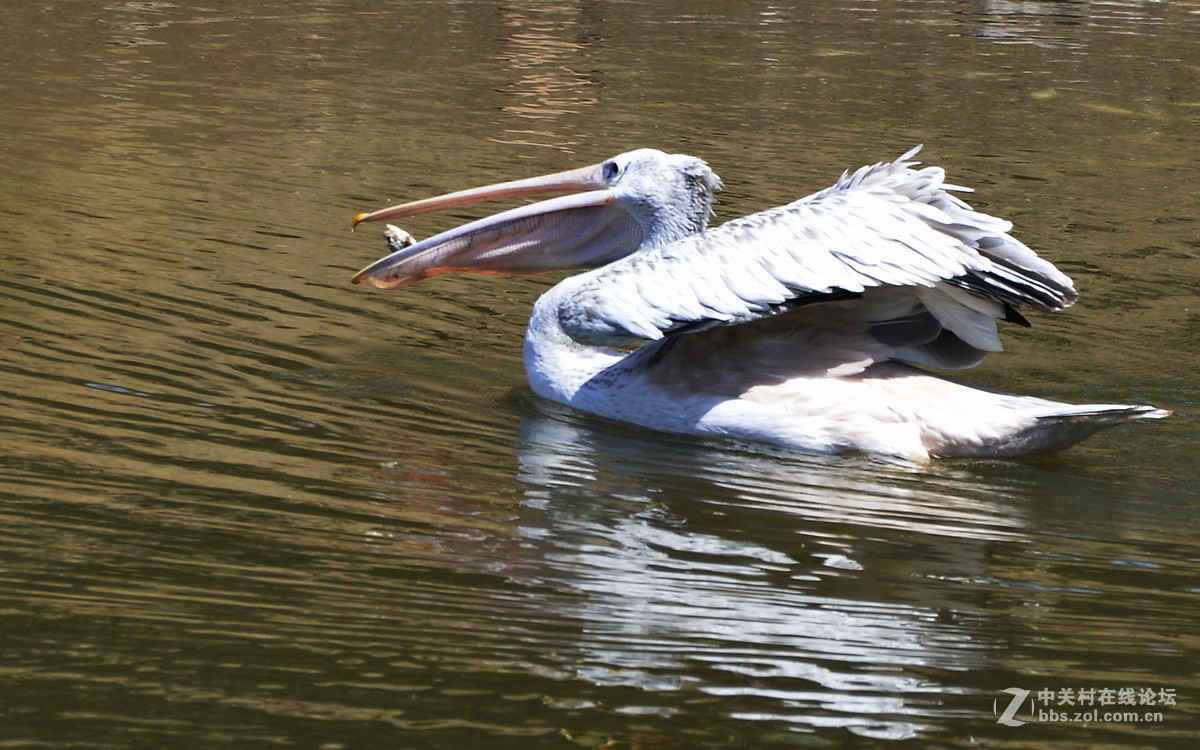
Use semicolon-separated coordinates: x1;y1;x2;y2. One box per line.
994;687;1030;727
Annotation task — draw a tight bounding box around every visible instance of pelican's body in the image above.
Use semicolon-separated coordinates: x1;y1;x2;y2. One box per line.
352;148;1166;461
522;283;1146;461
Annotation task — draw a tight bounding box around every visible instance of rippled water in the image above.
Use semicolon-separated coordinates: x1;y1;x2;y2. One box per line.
2;1;1198;748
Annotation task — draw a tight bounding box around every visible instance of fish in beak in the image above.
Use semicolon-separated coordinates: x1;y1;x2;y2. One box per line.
351;161;644;289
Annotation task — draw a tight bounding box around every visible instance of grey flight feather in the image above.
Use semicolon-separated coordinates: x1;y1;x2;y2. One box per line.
556;147;1078;351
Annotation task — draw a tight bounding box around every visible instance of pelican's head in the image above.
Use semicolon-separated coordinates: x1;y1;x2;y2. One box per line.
350;149;722;289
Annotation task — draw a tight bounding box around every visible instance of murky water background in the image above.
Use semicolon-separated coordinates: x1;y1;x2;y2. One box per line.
2;1;1198;747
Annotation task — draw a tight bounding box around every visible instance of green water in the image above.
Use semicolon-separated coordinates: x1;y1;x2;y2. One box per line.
1;1;1197;747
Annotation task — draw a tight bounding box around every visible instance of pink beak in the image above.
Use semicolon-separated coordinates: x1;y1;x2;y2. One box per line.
351;162;643;289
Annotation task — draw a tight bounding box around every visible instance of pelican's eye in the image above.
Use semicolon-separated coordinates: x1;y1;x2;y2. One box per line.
602;160;622;182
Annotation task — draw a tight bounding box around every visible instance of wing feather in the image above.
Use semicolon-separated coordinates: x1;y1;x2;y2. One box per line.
557;148;1077;355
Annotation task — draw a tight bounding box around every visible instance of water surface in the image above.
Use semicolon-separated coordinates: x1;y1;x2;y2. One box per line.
1;1;1197;747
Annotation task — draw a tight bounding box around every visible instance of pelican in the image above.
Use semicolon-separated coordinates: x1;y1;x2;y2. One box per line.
350;147;1167;461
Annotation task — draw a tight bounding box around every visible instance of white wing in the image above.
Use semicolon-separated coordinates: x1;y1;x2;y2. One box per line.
556;148;1077;369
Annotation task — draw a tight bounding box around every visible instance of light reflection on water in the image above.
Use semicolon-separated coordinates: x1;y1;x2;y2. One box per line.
515;408;1016;741
1;0;1198;748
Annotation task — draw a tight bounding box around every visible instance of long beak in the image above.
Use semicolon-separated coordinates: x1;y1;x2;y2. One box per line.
351;163;643;289
352;164;604;228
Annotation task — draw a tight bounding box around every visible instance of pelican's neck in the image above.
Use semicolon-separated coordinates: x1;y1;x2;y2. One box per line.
523;278;625;405
521;151;721;404
636;200;711;252
622;184;717;254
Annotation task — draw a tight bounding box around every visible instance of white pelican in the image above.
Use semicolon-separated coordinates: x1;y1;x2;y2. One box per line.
351;147;1167;461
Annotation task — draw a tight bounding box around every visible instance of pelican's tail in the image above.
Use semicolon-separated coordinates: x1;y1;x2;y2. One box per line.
950;402;1170;458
